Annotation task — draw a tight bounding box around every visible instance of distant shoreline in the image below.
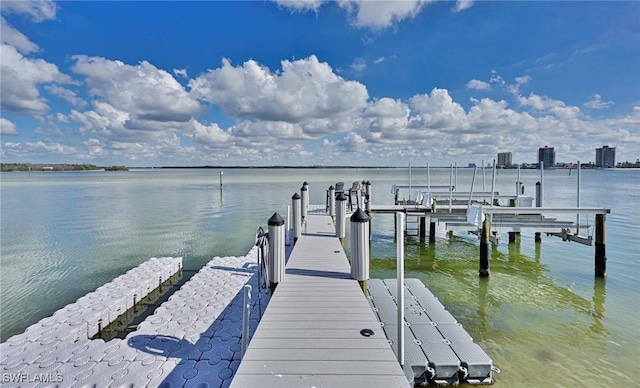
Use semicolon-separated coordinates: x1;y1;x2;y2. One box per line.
2;163;638;172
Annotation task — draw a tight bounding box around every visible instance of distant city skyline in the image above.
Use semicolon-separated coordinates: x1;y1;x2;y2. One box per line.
1;1;639;166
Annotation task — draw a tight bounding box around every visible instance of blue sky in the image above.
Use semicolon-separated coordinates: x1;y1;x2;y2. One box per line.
1;0;638;167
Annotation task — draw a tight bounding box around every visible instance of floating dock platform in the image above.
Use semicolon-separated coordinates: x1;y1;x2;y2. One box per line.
368;278;494;385
0;253;266;387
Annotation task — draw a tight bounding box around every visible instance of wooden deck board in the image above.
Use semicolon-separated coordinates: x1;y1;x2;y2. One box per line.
231;213;409;387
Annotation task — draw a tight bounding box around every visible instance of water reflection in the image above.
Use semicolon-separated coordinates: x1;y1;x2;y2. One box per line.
369;232;610;353
590;277;607;335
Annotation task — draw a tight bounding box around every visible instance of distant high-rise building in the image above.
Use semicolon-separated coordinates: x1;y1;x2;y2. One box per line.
595;146;616;168
497;152;512;167
538;146;555;169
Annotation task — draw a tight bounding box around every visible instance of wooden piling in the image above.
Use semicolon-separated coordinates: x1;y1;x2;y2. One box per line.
479;216;490;277
535;232;542;243
429;220;436;244
595;214;607;277
508;232;517;244
419;216;426;241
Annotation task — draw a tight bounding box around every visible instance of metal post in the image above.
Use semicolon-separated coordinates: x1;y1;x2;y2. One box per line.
286;204;291;245
482;159;486;192
490;159;496;207
595;214;607;277
535;182;542;207
350;208;370;293
517;165;521;196
454;162;457;191
480;216;490;277
539;161;544;207
427;162;431;192
292;193;301;244
336;192;347;245
468;165;477;210
242;284;252;356
577;161;581;234
219;171;223;189
268;213;285;293
396;212;405;367
329;185;336;218
408;163;412;202
300;183;308;220
449;164;453;213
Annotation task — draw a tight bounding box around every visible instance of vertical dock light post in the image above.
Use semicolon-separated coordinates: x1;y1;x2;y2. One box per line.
336;192;347;246
595;214;607;277
241;284;252;356
301;183;308;220
350;208;370;293
219;171;223;189
395;212;405;367
268;213;285;294
329;185;336;219
292;193;301;244
480;215;490;277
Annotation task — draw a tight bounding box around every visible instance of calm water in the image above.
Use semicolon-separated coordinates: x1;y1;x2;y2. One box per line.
1;167;638;386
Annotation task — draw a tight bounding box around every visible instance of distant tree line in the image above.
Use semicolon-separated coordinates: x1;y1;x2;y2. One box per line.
0;163;129;172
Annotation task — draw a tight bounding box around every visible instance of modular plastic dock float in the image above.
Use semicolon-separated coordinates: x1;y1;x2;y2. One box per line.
1;253;265;387
368;278;494;385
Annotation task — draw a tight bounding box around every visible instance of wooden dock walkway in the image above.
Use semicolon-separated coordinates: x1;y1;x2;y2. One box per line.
231;212;410;387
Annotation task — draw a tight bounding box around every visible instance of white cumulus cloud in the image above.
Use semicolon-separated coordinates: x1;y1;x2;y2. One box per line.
274;0;325;12
72;56;202;122
0;117;19;136
0;43;72;115
339;0;433;29
0;0;58;23
350;57;367;72
466;79;491;91
189;55;369;132
0;16;39;54
452;0;474;12
584;94;613;110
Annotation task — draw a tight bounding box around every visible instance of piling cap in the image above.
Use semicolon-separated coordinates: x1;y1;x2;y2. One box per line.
336;192;348;201
292;193;300;199
366;181;371;185
268;212;285;226
329;185;334;190
300;185;308;191
303;181;308;186
350;207;370;222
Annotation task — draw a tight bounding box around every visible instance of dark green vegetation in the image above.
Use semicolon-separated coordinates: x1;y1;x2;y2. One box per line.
0;163;129;172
